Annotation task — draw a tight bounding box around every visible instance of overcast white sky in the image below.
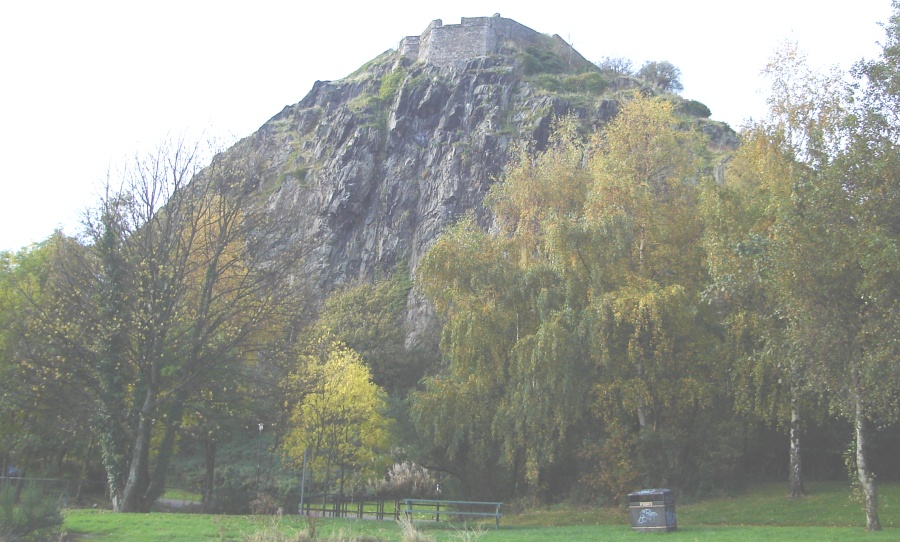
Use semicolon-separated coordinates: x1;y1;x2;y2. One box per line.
0;1;893;252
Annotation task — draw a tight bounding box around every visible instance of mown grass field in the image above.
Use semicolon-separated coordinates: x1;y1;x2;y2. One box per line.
63;481;899;541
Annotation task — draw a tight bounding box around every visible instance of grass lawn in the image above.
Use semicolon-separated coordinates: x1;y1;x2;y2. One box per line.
63;481;900;541
160;488;203;502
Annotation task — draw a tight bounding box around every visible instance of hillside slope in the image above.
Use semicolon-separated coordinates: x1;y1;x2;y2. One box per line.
221;15;736;341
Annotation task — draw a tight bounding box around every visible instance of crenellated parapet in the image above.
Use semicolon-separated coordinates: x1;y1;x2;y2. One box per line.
398;14;590;69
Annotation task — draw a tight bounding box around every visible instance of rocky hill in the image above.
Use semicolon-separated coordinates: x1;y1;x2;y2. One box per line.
223;14;737;343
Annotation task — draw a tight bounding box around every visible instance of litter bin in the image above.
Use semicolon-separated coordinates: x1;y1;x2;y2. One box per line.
628;488;676;532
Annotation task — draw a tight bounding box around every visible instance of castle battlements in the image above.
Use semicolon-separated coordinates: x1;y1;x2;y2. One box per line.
399;14;590;69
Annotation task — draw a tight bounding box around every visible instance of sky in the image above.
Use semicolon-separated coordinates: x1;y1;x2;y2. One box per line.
0;1;894;252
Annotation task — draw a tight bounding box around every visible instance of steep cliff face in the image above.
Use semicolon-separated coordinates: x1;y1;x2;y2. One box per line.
225;20;733;342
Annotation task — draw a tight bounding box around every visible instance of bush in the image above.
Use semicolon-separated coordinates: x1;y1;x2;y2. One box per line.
251;491;281;515
521;47;565;75
596;56;633;75
213;466;255;514
637;61;683;93
533;72;608;96
533;74;562;92
368;462;439;499
679;99;712;118
0;486;63;541
378;68;407;105
562;72;608;94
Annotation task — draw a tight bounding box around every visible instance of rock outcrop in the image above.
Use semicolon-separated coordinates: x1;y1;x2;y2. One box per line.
222;16;734;343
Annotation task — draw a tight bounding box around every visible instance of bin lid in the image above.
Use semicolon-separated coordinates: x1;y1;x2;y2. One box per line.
627;488;673;501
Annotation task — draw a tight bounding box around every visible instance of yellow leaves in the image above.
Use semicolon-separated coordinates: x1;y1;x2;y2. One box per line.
283;339;392;476
416;94;717;470
588;98;698;222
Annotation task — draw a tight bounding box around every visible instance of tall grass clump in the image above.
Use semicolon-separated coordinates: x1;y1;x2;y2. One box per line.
398;516;433;542
243;511;311;542
450;523;486;542
0;486;63;541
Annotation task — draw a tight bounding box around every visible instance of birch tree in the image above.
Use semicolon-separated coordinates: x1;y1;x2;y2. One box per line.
708;35;900;529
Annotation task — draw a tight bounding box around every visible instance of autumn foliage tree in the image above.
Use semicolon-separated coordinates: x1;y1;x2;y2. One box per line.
282;334;392;499
415;100;723;500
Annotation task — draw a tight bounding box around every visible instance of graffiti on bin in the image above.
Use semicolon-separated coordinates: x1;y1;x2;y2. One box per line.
638;508;658;524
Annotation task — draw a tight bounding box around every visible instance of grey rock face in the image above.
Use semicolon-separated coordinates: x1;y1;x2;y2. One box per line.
223;32;734;344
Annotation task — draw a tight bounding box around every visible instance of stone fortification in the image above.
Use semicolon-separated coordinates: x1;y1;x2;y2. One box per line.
399;14;590;69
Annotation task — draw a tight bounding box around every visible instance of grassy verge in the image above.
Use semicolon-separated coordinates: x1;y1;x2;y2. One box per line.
63;481;899;541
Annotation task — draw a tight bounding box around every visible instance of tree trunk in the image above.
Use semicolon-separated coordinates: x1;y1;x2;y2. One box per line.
144;398;186;508
854;384;881;531
788;380;804;498
119;389;155;512
75;438;93;502
202;437;217;513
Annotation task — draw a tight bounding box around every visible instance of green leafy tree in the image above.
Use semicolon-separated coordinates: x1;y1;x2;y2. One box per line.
0;241;96;484
22;139;304;512
585;97;713;430
577;98;724;497
636;61;683;93
704;120;827;499
412;217;518;497
707;33;900;530
483;120;597;497
317;272;428;396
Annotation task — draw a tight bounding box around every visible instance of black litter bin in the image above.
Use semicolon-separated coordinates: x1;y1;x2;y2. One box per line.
628;488;676;532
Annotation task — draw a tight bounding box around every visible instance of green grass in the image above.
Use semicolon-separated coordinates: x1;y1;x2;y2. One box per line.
63;481;900;541
678;480;897;528
161;488;202;502
504;481;899;529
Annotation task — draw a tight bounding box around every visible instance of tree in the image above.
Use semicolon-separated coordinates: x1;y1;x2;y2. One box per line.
414;122;590;500
412;216;520;498
636;61;683;93
703;122;822;499
707;34;900;530
316;272;428;396
575;98;728;498
414;105;721;500
0;240;96;486
596;56;633;75
282;335;392;500
23;138;305;512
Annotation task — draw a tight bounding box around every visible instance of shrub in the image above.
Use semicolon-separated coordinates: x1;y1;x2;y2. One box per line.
679;99;712;118
577;430;639;505
251;491;281;515
213;466;255;514
532;72;608;97
533;74;562;92
637;61;683;93
368;462;438;499
596;56;633;75
521;47;565;75
561;72;608;94
378;68;407;105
